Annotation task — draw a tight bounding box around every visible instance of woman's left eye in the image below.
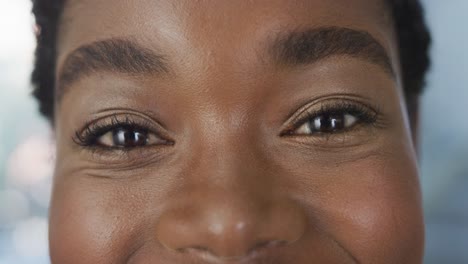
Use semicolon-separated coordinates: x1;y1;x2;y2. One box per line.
97;127;164;148
294;113;359;135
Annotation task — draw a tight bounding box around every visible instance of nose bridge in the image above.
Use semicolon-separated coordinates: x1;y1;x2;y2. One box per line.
190;100;263;179
186;105;274;228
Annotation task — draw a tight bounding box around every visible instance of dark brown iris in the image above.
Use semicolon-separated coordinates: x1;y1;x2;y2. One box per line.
312;114;346;133
112;128;148;147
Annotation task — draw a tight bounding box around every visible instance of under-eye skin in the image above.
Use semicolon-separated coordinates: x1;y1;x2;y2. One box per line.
281;98;383;146
73;113;173;155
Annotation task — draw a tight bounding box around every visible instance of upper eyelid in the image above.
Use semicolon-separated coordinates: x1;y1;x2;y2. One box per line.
76;107;170;131
280;94;376;123
296;99;376;120
299;103;377;123
77;111;168;135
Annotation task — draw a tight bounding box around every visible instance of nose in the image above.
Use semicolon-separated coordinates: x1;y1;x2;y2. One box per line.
156;188;306;260
154;116;307;260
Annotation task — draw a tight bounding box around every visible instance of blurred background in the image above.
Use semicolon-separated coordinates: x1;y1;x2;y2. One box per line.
0;0;466;263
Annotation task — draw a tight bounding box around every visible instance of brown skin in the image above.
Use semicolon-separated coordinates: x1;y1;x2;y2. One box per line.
49;0;424;263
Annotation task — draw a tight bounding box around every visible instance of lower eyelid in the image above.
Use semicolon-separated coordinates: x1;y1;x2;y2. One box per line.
79;144;173;169
282;126;381;151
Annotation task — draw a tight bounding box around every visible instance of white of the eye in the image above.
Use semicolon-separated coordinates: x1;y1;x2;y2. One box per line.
98;131;114;146
296;122;312;134
147;133;163;144
344;114;358;128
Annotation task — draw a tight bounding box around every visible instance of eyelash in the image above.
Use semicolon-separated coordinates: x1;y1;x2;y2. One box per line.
283;100;381;136
73;114;160;149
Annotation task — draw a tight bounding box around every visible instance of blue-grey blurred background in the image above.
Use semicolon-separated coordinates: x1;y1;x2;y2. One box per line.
0;0;467;263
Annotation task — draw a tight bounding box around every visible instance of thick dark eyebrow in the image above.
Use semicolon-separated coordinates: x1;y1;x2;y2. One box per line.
271;27;394;77
57;38;169;100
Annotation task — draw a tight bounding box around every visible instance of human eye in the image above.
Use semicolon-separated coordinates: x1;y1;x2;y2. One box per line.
73;114;172;151
281;97;383;145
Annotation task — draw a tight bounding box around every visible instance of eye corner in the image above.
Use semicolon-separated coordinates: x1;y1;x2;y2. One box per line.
278;125;295;137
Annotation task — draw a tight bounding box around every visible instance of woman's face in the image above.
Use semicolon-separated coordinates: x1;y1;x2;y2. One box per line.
49;0;424;263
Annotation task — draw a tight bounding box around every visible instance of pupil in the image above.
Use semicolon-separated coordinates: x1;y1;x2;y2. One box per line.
113;128;147;147
315;114;345;132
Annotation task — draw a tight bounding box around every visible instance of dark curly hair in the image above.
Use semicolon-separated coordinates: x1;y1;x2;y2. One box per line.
31;0;431;122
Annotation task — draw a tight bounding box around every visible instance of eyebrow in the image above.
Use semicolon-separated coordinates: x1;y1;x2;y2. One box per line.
57;38;169;100
56;27;393;100
270;27;394;77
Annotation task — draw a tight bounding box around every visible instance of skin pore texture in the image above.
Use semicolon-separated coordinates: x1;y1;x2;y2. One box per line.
49;0;424;263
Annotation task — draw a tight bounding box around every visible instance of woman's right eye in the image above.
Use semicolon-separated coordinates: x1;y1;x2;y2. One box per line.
74;114;172;151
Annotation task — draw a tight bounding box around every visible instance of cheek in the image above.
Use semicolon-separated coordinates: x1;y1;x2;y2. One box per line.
48;175;145;264
301;153;424;263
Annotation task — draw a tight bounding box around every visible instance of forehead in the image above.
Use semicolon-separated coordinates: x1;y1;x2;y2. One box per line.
56;0;395;71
